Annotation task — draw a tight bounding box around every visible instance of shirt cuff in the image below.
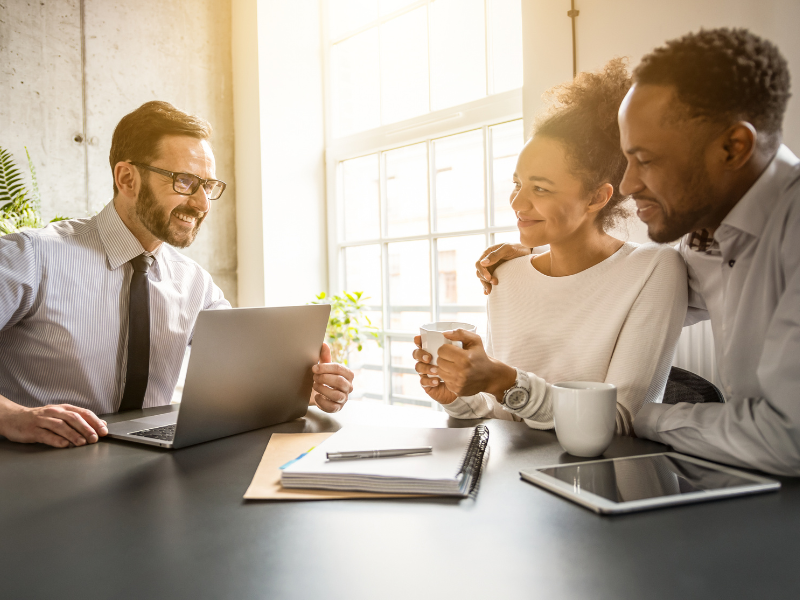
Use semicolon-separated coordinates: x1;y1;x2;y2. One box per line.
633;403;671;442
442;395;477;419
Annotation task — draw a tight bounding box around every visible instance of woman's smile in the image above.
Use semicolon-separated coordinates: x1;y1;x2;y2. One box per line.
517;215;544;228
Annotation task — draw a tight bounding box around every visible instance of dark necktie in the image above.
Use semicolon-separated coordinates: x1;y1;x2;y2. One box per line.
119;254;153;412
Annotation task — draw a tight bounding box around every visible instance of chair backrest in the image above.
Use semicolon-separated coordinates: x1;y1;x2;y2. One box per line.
662;366;724;405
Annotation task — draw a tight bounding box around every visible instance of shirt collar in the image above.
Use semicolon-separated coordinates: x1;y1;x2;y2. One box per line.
96;200;164;272
718;144;800;240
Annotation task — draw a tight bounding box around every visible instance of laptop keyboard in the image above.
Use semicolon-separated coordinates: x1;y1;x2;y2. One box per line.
130;424;176;441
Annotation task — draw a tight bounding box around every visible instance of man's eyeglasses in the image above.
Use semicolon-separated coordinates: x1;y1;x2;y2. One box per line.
129;162;227;200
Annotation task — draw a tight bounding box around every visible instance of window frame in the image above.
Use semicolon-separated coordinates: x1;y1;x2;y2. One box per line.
322;1;524;407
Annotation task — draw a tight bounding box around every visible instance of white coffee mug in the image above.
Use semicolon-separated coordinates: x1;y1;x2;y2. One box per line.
552;381;617;457
419;322;477;366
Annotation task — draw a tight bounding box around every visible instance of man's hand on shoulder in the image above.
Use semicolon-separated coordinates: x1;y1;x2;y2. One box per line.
476;243;530;294
0;396;108;448
310;342;355;413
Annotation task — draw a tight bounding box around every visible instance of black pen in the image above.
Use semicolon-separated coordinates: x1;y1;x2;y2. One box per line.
326;447;433;461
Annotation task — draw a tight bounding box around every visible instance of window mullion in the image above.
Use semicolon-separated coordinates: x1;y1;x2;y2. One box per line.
484;125;492;230
428;140;439;323
380;151;391;405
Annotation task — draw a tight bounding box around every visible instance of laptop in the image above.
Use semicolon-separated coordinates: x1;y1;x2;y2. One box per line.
106;304;331;449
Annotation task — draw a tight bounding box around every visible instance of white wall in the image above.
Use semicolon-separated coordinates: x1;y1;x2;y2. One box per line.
232;0;328;308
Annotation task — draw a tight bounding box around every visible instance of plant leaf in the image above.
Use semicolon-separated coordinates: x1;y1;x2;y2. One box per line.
0;146;28;208
24;147;41;221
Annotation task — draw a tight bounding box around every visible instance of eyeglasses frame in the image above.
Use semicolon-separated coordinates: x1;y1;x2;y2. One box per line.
128;161;227;200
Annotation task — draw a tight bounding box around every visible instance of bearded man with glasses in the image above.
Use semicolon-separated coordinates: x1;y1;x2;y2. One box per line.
0;101;354;448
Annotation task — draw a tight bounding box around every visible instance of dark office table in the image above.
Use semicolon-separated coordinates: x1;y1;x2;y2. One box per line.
2;402;799;600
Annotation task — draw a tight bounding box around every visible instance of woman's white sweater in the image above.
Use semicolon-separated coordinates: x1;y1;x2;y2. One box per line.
443;242;688;435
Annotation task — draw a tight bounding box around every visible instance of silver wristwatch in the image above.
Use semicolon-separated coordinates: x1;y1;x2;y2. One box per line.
501;368;532;411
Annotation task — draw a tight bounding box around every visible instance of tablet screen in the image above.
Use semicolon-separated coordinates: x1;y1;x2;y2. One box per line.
538;454;758;503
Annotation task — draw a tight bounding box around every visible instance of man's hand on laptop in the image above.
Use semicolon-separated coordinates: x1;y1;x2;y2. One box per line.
0;396;108;448
310;342;355;413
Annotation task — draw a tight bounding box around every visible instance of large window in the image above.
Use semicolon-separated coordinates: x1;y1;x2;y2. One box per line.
324;0;525;408
327;0;523;137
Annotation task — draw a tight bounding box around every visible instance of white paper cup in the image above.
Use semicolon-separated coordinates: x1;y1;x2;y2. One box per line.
419;321;477;366
552;381;617;457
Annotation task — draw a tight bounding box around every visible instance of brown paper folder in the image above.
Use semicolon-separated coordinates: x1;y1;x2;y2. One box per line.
244;432;421;500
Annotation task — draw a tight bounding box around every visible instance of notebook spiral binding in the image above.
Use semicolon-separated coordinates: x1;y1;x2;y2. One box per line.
456;425;490;497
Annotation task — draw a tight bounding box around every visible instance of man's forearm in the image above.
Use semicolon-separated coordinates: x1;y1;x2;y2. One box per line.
634;399;800;476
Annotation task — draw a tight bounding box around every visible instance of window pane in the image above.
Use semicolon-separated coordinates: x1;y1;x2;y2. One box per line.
380;7;429;124
385;143;429;237
488;0;523;93
349;337;383;395
331;29;381;138
391;339;428;401
437;235;487;308
328;0;378;40
493;230;521;246
388;240;431;332
353;367;385;399
429;0;486;110
491;120;525;227
344;245;383;327
437;235;487;337
380;0;418;16
434;130;485;232
342;154;380;241
437;309;488;340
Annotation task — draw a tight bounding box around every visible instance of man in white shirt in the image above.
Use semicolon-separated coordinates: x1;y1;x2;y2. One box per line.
478;29;800;476
617;29;798;476
0;101;354;449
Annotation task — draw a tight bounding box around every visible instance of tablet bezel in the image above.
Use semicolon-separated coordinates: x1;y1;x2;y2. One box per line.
520;452;780;514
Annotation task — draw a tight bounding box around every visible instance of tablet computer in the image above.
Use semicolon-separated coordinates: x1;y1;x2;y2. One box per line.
520;452;780;514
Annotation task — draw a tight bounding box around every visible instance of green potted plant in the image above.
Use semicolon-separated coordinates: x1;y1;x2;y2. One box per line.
0;145;68;235
310;291;380;366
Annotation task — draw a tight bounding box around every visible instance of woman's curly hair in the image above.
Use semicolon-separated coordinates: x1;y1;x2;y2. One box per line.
533;58;632;232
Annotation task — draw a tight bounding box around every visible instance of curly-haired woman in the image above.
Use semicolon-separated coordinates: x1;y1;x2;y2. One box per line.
412;59;687;435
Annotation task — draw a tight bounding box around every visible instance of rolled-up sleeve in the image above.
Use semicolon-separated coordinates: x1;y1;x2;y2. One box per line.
0;232;38;331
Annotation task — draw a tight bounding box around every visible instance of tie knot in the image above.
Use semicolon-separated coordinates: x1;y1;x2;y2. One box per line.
131;254;153;273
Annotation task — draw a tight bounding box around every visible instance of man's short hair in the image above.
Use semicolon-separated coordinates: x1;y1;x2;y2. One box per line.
109;101;212;195
633;28;791;149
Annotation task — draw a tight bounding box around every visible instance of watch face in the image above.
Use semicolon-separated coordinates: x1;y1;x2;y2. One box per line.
506;388;529;410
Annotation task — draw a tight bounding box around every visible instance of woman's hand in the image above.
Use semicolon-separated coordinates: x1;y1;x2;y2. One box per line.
413;336;459;405
434;329;517;398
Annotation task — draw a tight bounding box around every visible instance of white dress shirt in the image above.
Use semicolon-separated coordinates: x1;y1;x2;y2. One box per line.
0;200;230;414
634;145;800;476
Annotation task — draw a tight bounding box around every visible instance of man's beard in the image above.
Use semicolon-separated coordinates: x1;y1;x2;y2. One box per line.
135;179;205;248
646;162;717;244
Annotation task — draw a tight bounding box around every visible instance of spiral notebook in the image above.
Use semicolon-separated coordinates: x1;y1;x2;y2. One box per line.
280;425;490;497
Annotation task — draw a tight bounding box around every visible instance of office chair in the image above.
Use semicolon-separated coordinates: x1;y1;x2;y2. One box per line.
662;366;724;405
